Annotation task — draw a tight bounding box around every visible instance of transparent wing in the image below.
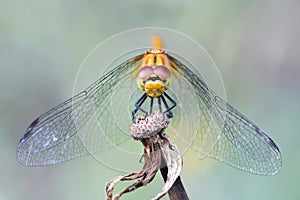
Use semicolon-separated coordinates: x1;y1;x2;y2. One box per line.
168;54;282;175
16;55;143;166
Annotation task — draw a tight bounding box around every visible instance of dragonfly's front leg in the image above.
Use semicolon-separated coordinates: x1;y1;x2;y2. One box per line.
161;92;177;118
132;93;149;121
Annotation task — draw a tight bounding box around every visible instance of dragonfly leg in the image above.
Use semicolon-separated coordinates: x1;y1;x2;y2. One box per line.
149;97;154;114
161;92;177;118
132;93;149;121
157;97;162;113
132;92;176;120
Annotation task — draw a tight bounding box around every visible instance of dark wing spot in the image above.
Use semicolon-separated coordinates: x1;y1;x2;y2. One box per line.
20;117;41;141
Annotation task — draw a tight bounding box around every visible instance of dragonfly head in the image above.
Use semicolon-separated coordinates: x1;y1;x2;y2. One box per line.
136;36;172;98
137;65;172;98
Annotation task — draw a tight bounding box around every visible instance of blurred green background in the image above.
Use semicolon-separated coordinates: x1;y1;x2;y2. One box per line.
1;0;299;200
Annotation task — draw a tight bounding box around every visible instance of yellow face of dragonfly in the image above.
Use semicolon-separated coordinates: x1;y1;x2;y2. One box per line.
136;36;172;98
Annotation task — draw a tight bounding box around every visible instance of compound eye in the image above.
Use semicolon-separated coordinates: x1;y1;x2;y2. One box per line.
137;66;154;81
154;66;171;80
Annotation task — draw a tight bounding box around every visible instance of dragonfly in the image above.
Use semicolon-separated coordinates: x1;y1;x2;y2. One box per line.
17;35;281;176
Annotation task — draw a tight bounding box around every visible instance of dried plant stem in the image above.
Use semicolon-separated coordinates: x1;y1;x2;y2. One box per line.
105;112;189;200
160;167;189;200
105;139;161;200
